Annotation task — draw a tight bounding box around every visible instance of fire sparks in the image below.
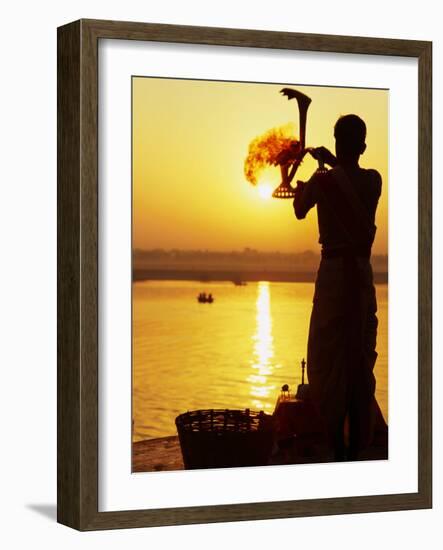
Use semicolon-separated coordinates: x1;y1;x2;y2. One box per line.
244;124;300;186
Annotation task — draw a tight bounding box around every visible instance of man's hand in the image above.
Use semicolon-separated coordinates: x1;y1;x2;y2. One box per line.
310;146;337;167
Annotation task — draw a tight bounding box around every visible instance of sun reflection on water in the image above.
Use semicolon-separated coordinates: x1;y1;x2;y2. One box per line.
248;281;276;411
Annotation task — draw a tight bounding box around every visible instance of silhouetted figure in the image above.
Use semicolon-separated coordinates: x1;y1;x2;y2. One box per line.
293;115;383;461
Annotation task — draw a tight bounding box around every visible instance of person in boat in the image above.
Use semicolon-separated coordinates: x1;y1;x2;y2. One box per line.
293;114;383;461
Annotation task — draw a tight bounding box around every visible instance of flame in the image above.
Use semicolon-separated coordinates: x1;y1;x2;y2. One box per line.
244;123;300;186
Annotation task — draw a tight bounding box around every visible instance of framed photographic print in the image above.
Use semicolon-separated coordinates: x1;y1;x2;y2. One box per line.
57;19;432;530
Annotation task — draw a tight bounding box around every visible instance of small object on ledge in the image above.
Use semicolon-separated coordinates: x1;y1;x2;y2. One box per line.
295;358;310;400
281;384;291;399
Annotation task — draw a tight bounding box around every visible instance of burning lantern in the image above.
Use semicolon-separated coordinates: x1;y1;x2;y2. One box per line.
244;88;327;199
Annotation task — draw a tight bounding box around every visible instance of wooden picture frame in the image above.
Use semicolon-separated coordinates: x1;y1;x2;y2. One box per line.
57;18;432;530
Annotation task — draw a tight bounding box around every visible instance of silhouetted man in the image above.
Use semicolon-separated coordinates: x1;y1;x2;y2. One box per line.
293;115;382;461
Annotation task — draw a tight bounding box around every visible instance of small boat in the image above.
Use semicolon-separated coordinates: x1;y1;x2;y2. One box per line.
232;279;247;286
197;293;214;303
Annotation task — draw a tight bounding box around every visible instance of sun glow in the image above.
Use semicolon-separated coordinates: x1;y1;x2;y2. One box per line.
257;183;273;200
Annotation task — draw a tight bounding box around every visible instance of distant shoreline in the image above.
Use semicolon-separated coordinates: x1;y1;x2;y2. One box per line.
133;269;388;284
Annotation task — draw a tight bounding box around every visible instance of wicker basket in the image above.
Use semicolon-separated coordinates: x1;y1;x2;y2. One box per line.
175;409;274;469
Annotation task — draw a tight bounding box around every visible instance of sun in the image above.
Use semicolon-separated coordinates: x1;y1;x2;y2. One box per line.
257;183;273;200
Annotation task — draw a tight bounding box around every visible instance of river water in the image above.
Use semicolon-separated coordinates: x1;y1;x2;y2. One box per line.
133;280;388;441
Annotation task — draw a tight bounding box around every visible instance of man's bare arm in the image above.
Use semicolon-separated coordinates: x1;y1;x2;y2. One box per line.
293;176;318;220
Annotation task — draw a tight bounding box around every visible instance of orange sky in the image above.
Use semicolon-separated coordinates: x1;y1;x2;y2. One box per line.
133;78;388;255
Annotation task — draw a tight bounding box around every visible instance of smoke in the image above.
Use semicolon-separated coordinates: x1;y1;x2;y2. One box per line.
244;123;299;185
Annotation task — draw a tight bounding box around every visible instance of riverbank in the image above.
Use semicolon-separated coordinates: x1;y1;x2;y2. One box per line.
132;433;388;472
133;436;184;472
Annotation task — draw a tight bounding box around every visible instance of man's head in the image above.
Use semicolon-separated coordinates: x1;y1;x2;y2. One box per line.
334;114;366;163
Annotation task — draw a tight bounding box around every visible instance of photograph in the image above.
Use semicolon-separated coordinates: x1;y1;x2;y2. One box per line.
54;14;432;531
131;76;389;473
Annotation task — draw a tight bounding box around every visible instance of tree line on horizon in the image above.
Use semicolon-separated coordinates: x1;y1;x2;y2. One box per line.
133;248;388;273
